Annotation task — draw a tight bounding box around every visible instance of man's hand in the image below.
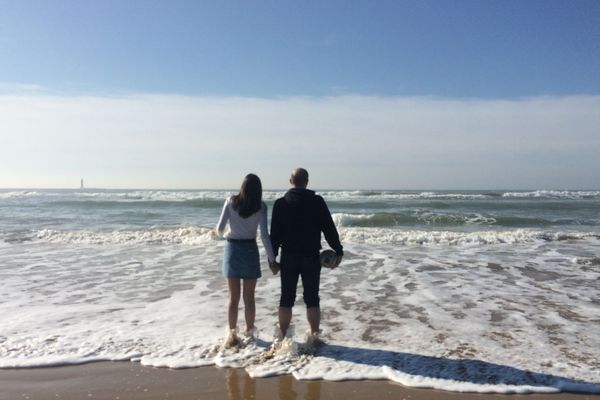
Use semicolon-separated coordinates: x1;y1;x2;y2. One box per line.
334;255;343;268
269;261;280;275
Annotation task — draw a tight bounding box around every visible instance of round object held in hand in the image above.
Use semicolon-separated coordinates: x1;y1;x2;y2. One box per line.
320;249;337;269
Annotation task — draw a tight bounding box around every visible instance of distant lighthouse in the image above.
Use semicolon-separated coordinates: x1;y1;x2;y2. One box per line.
80;179;84;190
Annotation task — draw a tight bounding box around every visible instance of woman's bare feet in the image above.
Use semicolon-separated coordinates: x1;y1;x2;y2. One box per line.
223;329;240;348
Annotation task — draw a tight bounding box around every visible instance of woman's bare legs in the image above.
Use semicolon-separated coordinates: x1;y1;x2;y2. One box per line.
227;278;241;330
242;279;257;334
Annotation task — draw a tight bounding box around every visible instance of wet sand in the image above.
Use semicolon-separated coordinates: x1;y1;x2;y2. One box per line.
1;362;599;400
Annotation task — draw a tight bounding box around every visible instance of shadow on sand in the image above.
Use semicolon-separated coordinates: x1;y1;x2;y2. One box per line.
312;344;600;394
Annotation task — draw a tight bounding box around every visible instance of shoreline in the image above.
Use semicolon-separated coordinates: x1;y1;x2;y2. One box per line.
1;362;599;400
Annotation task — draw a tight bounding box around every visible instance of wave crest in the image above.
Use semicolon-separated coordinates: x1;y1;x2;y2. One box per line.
2;189;600;201
10;227;598;247
31;227;215;245
333;212;518;228
502;190;600;199
339;228;599;246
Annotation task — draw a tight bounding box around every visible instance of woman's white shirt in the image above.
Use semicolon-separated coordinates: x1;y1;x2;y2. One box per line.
216;197;275;262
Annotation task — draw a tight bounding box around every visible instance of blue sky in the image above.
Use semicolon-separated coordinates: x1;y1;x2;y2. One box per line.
0;1;599;189
2;0;599;97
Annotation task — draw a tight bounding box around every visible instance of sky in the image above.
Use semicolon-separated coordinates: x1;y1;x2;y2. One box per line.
0;0;599;189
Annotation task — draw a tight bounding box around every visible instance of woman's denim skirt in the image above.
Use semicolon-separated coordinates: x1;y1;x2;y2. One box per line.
222;239;261;279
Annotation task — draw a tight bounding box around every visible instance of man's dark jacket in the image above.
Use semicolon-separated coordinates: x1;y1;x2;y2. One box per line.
270;188;343;257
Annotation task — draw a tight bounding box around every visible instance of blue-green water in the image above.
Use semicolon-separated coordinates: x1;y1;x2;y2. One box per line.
1;189;599;241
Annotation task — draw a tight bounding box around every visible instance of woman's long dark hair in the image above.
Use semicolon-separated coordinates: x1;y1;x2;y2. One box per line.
231;174;263;218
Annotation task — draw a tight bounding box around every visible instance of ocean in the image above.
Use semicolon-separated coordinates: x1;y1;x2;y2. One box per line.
0;189;599;394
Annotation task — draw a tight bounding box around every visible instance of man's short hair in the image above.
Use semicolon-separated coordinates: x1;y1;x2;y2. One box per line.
291;168;309;187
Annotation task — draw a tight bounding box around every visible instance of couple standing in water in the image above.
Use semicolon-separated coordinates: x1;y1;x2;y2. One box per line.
214;168;344;348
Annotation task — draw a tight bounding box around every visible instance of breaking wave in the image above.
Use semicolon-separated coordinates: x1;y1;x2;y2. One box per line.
339;228;600;246
502;190;600;199
25;227;215;245
331;212;592;228
3;189;599;202
332;212;498;227
4;227;598;247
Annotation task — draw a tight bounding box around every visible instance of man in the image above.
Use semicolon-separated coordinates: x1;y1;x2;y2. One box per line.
270;168;343;341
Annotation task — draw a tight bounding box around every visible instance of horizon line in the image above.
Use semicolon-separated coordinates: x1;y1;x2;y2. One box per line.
1;187;599;192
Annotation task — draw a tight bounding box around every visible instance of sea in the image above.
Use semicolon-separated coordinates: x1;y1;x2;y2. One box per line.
1;189;599;394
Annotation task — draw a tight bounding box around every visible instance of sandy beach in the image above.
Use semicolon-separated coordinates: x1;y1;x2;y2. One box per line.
1;362;599;400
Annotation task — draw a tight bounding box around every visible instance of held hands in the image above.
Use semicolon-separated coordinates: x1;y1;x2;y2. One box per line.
269;260;280;275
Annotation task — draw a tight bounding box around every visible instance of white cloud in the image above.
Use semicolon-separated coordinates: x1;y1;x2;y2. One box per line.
0;82;48;94
0;92;598;189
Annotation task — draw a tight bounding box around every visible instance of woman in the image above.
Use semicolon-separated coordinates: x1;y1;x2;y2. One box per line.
214;173;276;347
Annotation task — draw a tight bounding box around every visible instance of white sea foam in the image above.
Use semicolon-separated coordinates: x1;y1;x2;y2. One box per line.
33;227;215;245
0;190;275;202
320;191;492;201
339;227;599;245
332;213;376;225
2;189;599;202
464;214;497;224
332;212;498;227
502;190;600;199
14;227;599;246
0;190;45;199
1;235;599;393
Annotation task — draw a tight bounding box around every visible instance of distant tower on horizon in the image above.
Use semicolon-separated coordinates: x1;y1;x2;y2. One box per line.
80;178;84;190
